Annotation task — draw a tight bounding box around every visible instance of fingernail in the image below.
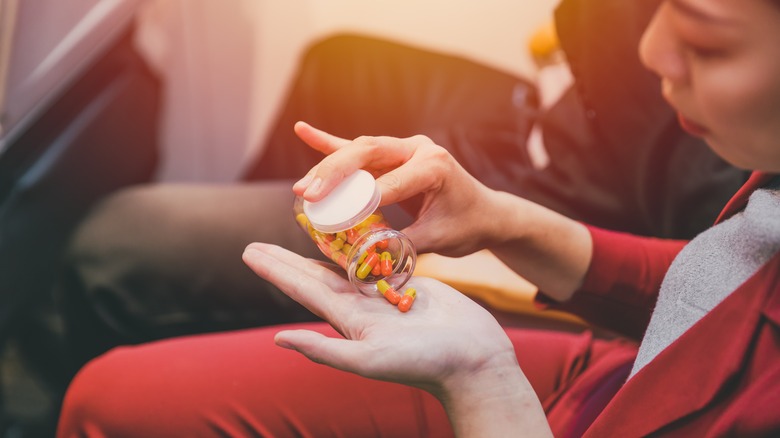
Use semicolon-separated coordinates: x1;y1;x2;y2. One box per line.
275;339;294;350
243;246;262;260
305;177;322;197
294;173;313;189
274;333;295;350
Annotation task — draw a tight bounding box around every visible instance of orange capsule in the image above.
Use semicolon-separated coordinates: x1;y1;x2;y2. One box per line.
377;279;392;294
346;228;360;244
364;251;379;267
376;239;389;250
376;279;401;305
356;262;372;279
385;288;401;305
380;251;393;276
356;251;379;280
371;262;382;277
331;252;347;269
398;287;417;313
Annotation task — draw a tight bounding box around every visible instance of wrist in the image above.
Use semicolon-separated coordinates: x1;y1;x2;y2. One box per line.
436;352;551;438
479;190;534;247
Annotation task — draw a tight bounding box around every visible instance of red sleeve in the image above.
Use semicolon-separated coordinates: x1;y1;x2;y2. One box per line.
536;225;687;340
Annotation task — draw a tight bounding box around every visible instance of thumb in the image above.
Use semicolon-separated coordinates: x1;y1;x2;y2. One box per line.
274;329;370;373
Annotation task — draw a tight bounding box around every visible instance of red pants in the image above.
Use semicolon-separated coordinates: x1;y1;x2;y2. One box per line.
57;323;636;437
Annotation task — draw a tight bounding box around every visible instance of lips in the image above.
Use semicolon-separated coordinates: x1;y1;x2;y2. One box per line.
677;113;709;137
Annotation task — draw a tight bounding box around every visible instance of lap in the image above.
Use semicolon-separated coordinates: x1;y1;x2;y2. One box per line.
58;324;636;437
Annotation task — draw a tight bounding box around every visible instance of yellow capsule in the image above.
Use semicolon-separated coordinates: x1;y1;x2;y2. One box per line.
355;252;379;280
380;251;393;276
331;252;347;269
330;238;345;252
398;287;417;312
295;213;309;229
336;231;347;241
377;279;391;294
357;251;368;265
376;279;401;304
356;261;373;279
342;243;352;256
357;214;383;229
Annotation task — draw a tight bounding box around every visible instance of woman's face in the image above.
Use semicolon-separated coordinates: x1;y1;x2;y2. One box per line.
640;0;780;172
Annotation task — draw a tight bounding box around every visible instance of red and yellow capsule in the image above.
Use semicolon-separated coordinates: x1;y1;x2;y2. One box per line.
380;251;393;276
356;251;379;279
398;287;417;313
346;228;360;245
377;279;401;305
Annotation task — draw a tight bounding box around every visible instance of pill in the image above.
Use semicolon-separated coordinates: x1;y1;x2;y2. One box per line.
358;214;383;229
346;228;359;244
371;262;382;277
377;279;392;294
356;251;379;279
380;251;393;276
330;238;345;252
356;263;372;279
364;251;379;267
331;252;347;269
398;287;417;312
376;239;389;250
384;288;401;305
295;213;309;229
376;279;401;305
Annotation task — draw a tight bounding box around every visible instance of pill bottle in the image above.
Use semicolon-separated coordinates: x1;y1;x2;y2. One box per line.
293;169;416;295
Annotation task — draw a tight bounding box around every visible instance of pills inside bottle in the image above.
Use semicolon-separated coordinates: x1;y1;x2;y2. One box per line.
293;170;416;296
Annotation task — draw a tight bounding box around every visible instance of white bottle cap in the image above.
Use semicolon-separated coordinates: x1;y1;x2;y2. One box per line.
303;169;381;233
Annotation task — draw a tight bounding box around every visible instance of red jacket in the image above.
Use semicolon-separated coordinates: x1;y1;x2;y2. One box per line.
555;172;780;436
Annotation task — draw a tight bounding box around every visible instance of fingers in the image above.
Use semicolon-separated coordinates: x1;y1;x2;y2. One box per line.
292;122;352;195
274;329;370;374
374;158;439;206
242;243;348;320
293;121;351;155
294;129;421;202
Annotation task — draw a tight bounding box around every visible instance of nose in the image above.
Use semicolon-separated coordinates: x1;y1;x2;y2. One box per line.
639;4;688;85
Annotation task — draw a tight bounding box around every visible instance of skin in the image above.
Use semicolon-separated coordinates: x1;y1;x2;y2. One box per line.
244;1;780;436
640;0;780;171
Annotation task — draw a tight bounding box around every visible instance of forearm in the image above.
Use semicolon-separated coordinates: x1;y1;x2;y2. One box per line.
484;191;593;302
438;354;552;438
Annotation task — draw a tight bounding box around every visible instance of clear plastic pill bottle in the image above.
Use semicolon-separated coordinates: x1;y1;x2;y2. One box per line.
293;169;416;295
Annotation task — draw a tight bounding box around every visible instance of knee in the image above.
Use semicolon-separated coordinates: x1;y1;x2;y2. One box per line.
67;184;183;264
57;348;131;436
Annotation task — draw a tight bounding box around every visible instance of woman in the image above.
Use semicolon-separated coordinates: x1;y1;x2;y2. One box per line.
57;0;780;436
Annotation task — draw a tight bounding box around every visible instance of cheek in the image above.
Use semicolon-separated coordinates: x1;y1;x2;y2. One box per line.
698;65;780;145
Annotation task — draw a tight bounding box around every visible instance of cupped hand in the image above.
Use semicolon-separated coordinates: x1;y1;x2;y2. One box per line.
242;242;519;398
292;121;505;256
